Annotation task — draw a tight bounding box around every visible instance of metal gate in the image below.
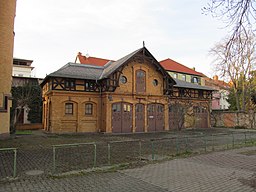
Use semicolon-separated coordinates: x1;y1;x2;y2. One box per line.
112;102;133;133
169;103;184;130
147;103;164;132
135;103;145;132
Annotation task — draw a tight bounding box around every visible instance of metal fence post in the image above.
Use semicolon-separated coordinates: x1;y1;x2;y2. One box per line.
232;133;235;148
176;137;180;154
53;146;56;174
139;140;142;161
151;140;155;160
13;149;17;178
93;143;97;167
108;143;111;165
204;135;207;152
185;137;188;152
226;134;229;149
211;134;215;151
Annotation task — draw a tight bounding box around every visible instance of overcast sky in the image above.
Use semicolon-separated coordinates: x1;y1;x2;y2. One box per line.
14;0;229;78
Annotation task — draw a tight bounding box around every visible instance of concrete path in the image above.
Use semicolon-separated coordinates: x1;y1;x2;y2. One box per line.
1;146;256;192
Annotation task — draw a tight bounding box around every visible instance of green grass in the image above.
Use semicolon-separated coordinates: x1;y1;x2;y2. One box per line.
15;130;33;135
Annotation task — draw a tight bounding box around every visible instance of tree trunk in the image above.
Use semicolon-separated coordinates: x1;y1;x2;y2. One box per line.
234;87;240;111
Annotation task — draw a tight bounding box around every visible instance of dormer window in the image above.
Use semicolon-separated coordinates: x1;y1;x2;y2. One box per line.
192;77;199;84
182;74;186;81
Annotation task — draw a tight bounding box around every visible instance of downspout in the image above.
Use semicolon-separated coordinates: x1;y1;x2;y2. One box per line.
98;78;103;133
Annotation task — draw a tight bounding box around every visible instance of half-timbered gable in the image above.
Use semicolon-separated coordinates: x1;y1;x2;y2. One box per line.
41;47;214;133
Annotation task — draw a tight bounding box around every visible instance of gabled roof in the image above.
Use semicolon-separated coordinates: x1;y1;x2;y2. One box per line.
100;48;142;79
42;47;176;86
174;78;215;91
159;58;205;77
75;52;112;66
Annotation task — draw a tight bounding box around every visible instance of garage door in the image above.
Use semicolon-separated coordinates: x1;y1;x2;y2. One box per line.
147;103;164;132
135;103;145;132
112;102;133;133
194;105;209;128
169;103;185;130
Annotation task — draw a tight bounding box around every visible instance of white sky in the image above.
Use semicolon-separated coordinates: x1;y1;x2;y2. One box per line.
14;0;229;78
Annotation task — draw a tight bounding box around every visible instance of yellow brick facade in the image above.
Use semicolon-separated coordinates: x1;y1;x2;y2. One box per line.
42;48;212;133
0;0;16;137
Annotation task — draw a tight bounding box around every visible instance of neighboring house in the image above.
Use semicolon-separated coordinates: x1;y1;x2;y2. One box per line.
12;58;43;126
159;58;206;86
205;75;230;110
41;47;214;133
13;58;34;77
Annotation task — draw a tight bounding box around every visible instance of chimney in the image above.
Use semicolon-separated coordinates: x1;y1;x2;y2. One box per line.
213;75;218;81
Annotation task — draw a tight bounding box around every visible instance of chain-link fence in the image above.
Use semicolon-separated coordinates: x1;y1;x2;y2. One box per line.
1;130;256;180
0;148;17;178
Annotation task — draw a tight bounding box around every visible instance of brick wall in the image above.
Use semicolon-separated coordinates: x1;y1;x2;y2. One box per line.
211;111;256;129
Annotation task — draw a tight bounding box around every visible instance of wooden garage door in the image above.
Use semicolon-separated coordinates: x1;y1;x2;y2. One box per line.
147;104;164;132
169;103;184;130
194;105;208;128
112;102;133;133
135;103;145;132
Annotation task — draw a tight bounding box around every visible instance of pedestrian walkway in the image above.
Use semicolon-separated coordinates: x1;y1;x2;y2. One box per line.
1;146;256;192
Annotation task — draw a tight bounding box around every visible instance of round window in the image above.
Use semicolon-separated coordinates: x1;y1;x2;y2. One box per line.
120;76;127;84
153;79;158;86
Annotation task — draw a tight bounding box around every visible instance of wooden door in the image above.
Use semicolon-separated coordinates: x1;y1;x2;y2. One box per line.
122;103;133;133
112;102;133;133
147;104;155;132
194;105;208;128
147;103;165;132
135;103;145;132
112;103;122;133
169;103;184;130
155;104;164;131
199;106;208;128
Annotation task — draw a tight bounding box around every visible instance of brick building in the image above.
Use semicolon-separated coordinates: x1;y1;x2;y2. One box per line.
41;47;214;133
0;0;16;138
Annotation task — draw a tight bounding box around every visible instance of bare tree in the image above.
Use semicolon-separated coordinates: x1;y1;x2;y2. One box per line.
10;83;42;132
210;31;256;111
203;0;256;49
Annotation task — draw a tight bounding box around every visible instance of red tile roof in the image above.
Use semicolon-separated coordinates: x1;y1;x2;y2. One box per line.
204;76;230;89
76;52;113;66
159;58;205;77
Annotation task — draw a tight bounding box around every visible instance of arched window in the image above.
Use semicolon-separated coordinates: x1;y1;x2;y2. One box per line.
85;103;93;115
136;69;146;93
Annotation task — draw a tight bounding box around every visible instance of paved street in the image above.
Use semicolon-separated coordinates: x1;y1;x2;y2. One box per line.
1;146;256;192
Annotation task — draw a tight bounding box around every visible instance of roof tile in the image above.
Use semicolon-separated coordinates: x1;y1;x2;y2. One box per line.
76;52;112;66
160;58;205;77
